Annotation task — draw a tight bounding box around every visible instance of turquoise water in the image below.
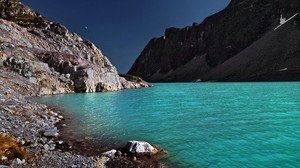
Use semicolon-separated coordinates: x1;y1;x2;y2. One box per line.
34;83;300;167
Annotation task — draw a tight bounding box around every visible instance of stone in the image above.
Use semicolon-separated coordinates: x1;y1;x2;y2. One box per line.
101;149;116;158
125;141;158;155
14;158;26;165
115;150;122;157
43;128;59;137
43;144;50;151
0;156;7;160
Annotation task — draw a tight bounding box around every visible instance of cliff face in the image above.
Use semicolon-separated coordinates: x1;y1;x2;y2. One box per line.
0;0;149;95
128;0;300;82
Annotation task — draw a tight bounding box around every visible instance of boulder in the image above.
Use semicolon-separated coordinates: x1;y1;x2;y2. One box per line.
125;141;158;156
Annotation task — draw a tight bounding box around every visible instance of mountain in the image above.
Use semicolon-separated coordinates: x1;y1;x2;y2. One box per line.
128;0;300;82
0;0;149;96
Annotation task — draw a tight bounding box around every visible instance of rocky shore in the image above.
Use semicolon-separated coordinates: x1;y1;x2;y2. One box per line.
0;68;97;167
0;82;166;167
0;0;165;167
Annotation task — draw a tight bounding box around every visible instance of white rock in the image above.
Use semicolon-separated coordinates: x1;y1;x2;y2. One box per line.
101;149;117;158
125;141;158;155
43;128;59;137
15;158;26;164
44;144;50;151
1;156;8;160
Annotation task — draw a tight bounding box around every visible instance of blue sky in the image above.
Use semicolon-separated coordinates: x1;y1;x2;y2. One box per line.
20;0;230;73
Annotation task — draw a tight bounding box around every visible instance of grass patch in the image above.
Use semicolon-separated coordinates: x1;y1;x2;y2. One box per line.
11;14;36;22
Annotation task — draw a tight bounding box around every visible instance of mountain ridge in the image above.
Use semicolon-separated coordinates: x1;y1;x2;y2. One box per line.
128;0;300;82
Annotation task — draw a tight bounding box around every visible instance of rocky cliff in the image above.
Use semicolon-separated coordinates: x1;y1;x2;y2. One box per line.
0;0;149;95
128;0;300;82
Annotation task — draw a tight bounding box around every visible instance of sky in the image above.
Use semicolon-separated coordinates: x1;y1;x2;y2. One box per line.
20;0;230;73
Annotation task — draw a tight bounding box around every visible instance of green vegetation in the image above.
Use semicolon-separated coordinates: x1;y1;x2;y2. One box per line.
11;14;36;23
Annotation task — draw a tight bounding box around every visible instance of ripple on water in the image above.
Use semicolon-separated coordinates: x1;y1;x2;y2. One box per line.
33;82;300;167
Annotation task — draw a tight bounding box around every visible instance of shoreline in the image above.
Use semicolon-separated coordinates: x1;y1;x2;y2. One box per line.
31;96;167;167
0;65;165;167
0;67;166;167
49;104;122;156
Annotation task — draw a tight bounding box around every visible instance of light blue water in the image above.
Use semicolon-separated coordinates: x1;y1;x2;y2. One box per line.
34;83;300;167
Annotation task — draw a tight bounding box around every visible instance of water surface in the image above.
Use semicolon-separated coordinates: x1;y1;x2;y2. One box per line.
34;83;300;167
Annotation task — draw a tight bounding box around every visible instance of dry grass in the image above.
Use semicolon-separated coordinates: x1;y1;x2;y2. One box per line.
96;157;109;168
0;134;31;163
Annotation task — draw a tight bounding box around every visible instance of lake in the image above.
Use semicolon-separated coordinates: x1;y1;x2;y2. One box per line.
33;83;300;167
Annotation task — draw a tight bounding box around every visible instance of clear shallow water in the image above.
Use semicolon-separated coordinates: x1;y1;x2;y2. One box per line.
34;83;300;167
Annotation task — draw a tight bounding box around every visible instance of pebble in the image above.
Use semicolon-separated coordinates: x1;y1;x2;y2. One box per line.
14;158;26;164
1;156;8;160
102;149;117;158
44;144;50;151
43;128;59;137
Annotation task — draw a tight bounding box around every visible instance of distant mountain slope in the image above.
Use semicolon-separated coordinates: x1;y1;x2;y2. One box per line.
128;0;300;82
0;0;149;95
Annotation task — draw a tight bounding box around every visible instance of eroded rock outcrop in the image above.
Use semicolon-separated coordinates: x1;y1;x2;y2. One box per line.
128;0;300;82
0;0;150;95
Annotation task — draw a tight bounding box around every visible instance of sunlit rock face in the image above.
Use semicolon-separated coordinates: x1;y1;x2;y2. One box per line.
0;0;150;95
128;0;300;82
